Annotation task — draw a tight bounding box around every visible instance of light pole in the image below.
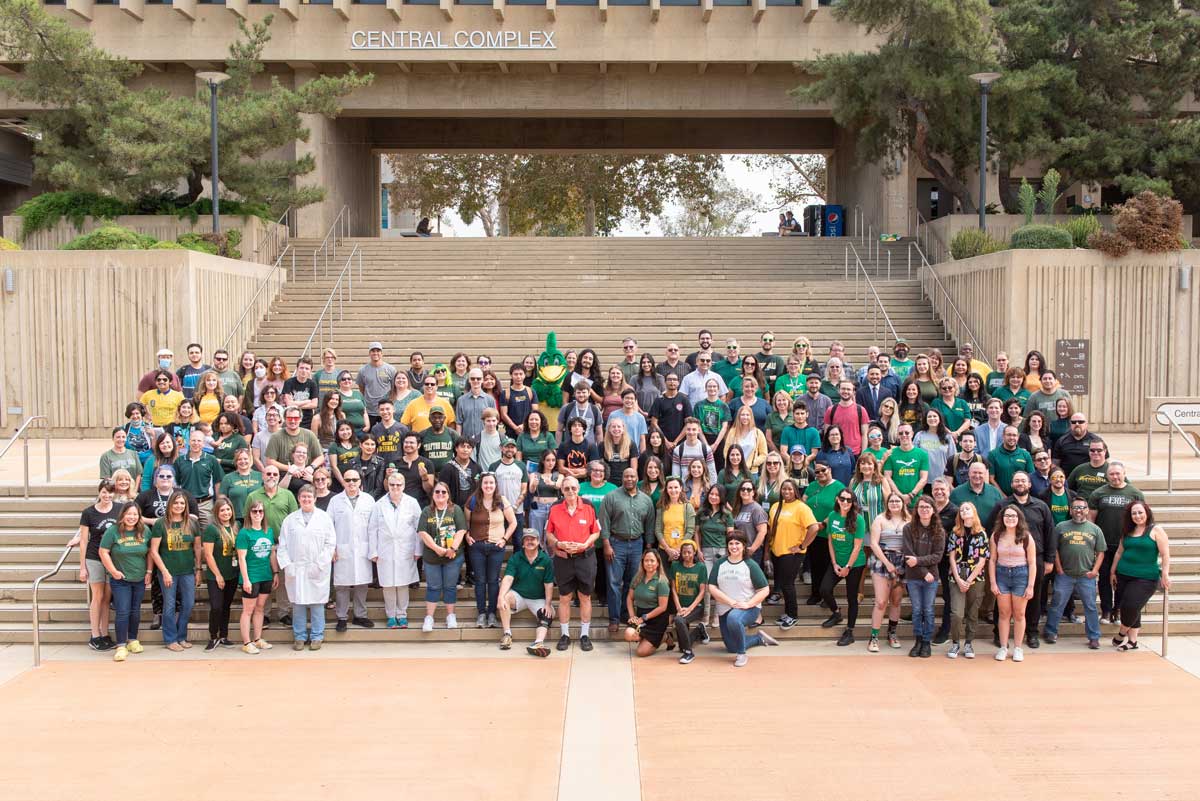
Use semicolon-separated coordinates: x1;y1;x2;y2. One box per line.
968;72;1001;233
196;71;231;235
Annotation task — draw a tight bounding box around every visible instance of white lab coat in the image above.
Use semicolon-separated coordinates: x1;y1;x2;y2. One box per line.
276;507;337;605
328;491;377;587
367;492;423;587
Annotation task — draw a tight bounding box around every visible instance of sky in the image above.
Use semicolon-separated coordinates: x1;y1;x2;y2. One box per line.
383;154;825;237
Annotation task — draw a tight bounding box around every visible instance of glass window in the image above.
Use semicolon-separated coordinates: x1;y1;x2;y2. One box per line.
609;0;650;5
660;0;700;5
557;0;600;5
507;0;546;4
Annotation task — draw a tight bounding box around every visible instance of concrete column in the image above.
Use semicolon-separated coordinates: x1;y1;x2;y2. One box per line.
827;125;912;236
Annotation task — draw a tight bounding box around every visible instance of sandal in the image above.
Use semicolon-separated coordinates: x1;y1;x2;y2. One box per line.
1117;640;1138;651
1112;635;1126;647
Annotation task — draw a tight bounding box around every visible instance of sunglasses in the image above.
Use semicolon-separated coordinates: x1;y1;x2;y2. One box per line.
345;477;361;483
837;495;854;502
1070;420;1086;425
424;382;437;387
433;489;448;495
623;345;636;350
739;487;755;492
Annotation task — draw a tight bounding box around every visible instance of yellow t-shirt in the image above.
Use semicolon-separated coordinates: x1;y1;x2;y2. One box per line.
196;394;222;425
768;500;818;557
400;396;457;432
661;504;686;551
140;389;184;427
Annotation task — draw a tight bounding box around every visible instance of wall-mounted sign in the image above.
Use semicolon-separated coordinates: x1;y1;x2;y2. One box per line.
351;30;557;50
1055;338;1090;395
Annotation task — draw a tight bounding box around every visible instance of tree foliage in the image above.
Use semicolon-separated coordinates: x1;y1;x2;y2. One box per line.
737;154;826;210
0;0;371;209
385;153;723;236
659;174;761;237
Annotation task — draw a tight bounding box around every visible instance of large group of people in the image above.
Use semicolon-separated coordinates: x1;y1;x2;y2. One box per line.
79;332;1170;667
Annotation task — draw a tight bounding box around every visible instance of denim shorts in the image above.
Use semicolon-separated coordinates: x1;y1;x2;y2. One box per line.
994;564;1029;596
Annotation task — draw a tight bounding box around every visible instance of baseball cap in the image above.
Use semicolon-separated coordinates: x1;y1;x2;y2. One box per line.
156;347;173;357
894;338;909;347
368;341;383;351
501;436;517;446
521;529;540;542
428;406;446;417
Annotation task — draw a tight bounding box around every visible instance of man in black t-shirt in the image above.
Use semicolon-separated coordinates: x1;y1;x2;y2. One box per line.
390;433;435;506
371;400;408;464
650;372;692;447
437;438;482;508
557;418;599;481
282;357;320;428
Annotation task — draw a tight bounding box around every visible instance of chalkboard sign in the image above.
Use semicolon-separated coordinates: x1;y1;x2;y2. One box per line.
1055;339;1090;395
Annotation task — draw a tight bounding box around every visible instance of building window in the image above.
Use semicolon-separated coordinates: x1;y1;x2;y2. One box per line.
507;0;546;4
557;0;600;5
660;0;700;5
609;0;650;5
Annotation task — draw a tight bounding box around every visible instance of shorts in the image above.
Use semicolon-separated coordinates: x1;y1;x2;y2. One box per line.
994;564;1029;596
241;579;273;599
635;606;669;647
869;549;903;579
86;558;108;583
553;552;597;596
510;594;550;619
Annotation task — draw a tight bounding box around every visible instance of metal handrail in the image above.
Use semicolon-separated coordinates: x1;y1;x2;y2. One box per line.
0;415;50;498
911;209;950;265
251;206;292;266
312;205;350;280
221;244;294;352
845;241;899;344
300;244;363;357
911;242;983;354
32;542;76;667
1145;403;1200;493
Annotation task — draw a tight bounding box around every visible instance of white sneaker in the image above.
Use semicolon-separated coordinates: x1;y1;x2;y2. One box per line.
733;653;749;667
994;646;1008;661
422;616;434;633
1012;646;1024;663
446;614;458;629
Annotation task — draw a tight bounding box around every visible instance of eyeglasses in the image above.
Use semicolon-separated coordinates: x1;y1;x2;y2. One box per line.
1035;454;1051;461
344;477;361;483
698;358;711;364
623;345;636;350
340;376;353;382
667;348;679;353
797;344;808;349
469;377;482;382
762;337;774;343
249;509;265;515
739;487;755;493
424;382;437;387
1088;448;1106;453
387;483;403;488
563;487;578;493
433;489;448;495
478;359;491;366
815;467;829;473
214;356;228;362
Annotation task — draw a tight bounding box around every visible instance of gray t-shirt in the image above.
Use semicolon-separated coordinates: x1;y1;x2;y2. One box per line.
357;362;398;414
708;556;768;615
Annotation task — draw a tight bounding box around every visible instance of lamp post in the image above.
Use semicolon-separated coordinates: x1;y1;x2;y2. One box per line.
196;71;231;235
968;72;1001;233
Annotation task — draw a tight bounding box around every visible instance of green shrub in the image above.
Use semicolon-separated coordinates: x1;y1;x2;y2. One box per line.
1018;179;1037;226
1038;168;1061;219
173;199;271;224
176;230;241;259
176;233;220;255
149;240;185;250
1056;214;1101;248
14;191;132;239
950;228;1007;260
0;236;19;251
1009;224;1073;250
62;225;157;250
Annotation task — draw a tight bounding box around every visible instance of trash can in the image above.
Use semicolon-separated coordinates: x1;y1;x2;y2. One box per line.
823;205;845;237
803;205;824;237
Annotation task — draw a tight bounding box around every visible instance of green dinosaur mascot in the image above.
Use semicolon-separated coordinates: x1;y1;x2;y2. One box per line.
533;331;568;433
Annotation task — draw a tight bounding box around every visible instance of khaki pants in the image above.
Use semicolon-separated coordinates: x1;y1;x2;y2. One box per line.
950;579;986;644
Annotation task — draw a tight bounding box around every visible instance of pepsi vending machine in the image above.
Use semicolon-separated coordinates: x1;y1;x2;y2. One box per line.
823;204;845;237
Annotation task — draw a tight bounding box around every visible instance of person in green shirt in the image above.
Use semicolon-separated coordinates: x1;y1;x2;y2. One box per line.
1043;467;1073;525
861;426;891;464
775;357;808;403
949;462;1005;530
334;371;370;434
212;349;244;399
623;548;671;658
497;530;556;656
149;490;201;650
517;410;557;474
765;391;793;451
419;409;456;470
1043;496;1106;646
176;428;224;529
218;448;262;522
669;540;709;664
1087;462;1145;620
984;352;1010;395
883;425;930;506
235;499;278;654
821;491;868;646
992;368;1031;406
212;414;249;473
930;379;973;440
755;332;787;397
779;405;821;464
579;461;618;507
312;348;342;401
245;469;299;545
99;502;154;661
201;497;242;651
694;380;732;455
712;339;743;385
890;340;915;380
803;465;845;604
987;426;1033;495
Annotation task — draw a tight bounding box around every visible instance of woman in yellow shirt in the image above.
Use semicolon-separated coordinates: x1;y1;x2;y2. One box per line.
767;479;818;629
193;371;225;425
655;477;696;562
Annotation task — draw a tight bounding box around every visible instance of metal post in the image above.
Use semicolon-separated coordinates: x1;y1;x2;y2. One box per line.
1168;429;1174;493
1161;585;1170;658
887;251;892;281
209;81;220;235
978;82;990;232
844;248;848;281
1147;418;1153;477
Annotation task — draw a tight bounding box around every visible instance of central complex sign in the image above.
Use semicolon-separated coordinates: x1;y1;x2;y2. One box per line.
350;30;557;50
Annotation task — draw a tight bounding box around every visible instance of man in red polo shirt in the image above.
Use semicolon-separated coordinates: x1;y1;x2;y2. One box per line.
545;476;602;652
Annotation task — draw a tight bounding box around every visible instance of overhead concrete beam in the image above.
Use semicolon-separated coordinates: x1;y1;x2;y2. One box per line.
280;0;300;21
66;0;93;21
386;0;403;20
173;0;196;21
119;0;144;22
226;0;247;20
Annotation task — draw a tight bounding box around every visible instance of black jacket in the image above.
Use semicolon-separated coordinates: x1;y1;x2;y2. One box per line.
1003;494;1056;562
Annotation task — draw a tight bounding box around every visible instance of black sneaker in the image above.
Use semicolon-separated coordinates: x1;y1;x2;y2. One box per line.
679;650;696;665
218;638;236;648
579;635;593;652
150;613;162;631
335;619;348;633
204;638;220;652
779;615;798;629
805;596;821;606
696;622;711;644
820;612;843;629
908;640;921;658
280;613;293;626
766;593;782;606
98;636;116;651
87;636;102;651
351;616;375;629
1026;632;1040;649
932;629;949;645
919;639;932;658
837;629;856;647
556;634;571;651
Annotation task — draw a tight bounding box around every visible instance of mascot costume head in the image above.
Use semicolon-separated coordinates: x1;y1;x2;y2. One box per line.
532;332;568;432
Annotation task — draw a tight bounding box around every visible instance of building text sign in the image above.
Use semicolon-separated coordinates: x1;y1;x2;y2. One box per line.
1054;338;1090;395
351;30;557;50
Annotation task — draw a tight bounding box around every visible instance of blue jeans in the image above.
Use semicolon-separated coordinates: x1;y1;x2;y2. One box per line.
906;578;938;641
1044;573;1100;641
159;571;195;645
425;553;464;606
110;578;146;645
528;504;551;545
718;607;764;655
292;603;326;642
469;542;506;615
607;538;643;623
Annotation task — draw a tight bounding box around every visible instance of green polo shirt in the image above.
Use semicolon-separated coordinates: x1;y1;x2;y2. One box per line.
244;487;298;541
176;453;224;499
598;489;657;542
988;446;1033;495
504;548;554;600
949;482;1005;529
826;512;867;567
931;396;972;433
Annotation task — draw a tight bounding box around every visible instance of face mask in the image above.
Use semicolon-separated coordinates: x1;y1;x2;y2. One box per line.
158;358;171;370
255;367;267;379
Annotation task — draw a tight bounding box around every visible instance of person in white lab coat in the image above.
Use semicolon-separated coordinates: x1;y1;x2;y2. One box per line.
277;484;337;650
328;468;377;633
368;473;423;628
